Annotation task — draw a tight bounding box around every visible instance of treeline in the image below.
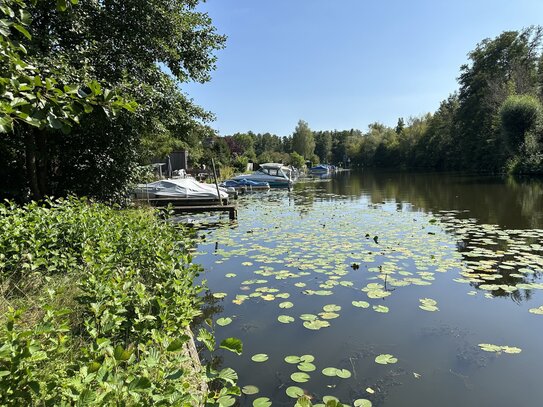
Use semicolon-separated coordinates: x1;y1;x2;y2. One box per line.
218;27;543;175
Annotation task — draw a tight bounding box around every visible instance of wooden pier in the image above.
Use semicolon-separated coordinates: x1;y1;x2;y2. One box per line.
169;204;237;220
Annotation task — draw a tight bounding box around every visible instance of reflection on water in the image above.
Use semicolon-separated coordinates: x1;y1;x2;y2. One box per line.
193;171;543;407
294;170;543;229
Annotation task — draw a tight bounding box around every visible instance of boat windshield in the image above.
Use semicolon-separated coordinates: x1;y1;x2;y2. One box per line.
258;167;284;177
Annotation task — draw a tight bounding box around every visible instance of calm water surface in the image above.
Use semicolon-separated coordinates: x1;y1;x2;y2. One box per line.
193;171;543;407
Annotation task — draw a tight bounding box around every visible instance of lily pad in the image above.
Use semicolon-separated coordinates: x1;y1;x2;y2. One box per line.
253;397;272;407
529;306;543;315
286;386;304;398
291;372;310;383
278;315;295;324
297;362;316;372
372;305;389;313
216;317;232;326
242;385;259;395
279;301;294;309
375;354;397;365
303;320;330;330
285;355;301;364
251;353;269;362
323;304;341;312
352;301;370;308
354;400;372;407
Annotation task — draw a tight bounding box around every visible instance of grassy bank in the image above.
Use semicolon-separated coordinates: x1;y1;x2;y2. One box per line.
0;198;238;406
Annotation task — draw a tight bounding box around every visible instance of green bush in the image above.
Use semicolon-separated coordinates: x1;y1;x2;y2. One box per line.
500;94;542;152
0;198;238;405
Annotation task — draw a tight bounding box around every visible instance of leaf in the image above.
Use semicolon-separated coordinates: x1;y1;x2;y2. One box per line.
529;306;543;315
217;396;236;407
291;372;310;383
220;337;243;355
278;315;294;323
372;305;389;313
166;335;189;351
303;319;330;330
285;355;301;364
297;362;316;372
279;301;294;309
253;397;272;407
217;317;233;326
286;386;305;398
375;354;397;364
322;367;337;377
354;399;372;407
251;353;269;362
242;385;259;395
352;300;370;308
335;369;351;379
323;304;341;312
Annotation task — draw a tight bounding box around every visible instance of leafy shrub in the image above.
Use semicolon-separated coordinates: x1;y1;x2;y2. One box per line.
0;198;237;405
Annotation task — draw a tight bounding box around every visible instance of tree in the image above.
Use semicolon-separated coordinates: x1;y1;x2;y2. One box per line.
314;131;332;163
457;27;542;170
1;0;225;201
291;120;315;159
500;94;542;152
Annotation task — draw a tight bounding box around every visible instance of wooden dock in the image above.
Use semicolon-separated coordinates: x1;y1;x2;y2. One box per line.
169;204;237;220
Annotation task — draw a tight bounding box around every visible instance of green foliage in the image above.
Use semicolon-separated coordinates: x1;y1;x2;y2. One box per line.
292;120;315;159
500;94;541;151
0;0;225;201
0;198;240;405
289;152;306;169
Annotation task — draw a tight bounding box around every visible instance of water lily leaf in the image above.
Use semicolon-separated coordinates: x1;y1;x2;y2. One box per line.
322;367;337;377
354;399;372;407
278;315;295;323
529;306;543;315
225;273;237;278
335;368;351;379
502;346;522;354
285;355;301;364
213;292;227;299
319;312;340;320
251;353;269;362
352;301;370;308
322;396;339;403
253;397;272;407
372;305;389;313
300;314;318;321
303;320;330;330
216;317;232;326
323;304;341;312
279;301;294;309
366;387;375;394
297;362;316;372
300;354;315;363
291;372;310;383
286;386;305;398
242;385;259;395
375;354;397;364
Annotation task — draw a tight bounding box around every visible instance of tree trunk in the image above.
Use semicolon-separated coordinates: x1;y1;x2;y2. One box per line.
24;131;41;201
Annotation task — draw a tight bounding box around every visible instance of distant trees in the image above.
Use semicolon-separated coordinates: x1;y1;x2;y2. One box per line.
291;120;315;159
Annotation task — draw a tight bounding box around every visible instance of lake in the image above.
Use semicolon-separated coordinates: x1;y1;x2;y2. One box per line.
193;170;543;406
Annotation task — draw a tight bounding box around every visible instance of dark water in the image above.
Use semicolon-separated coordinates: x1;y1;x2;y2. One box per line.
193;171;543;407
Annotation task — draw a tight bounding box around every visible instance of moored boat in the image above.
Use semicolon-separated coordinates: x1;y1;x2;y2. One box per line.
133;178;229;205
231;163;296;187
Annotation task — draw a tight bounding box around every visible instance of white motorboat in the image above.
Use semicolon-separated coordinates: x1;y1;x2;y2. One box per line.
133;178;229;204
231;163;296;187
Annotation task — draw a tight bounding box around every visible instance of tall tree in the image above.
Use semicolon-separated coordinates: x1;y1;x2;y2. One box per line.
291;120;315;159
1;0;225;201
457;27;542;170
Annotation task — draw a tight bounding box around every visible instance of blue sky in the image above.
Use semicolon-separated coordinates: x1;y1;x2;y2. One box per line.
183;0;543;137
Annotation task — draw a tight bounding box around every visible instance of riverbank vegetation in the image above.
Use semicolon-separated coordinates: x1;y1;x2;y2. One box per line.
214;28;543;175
0;198;241;405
